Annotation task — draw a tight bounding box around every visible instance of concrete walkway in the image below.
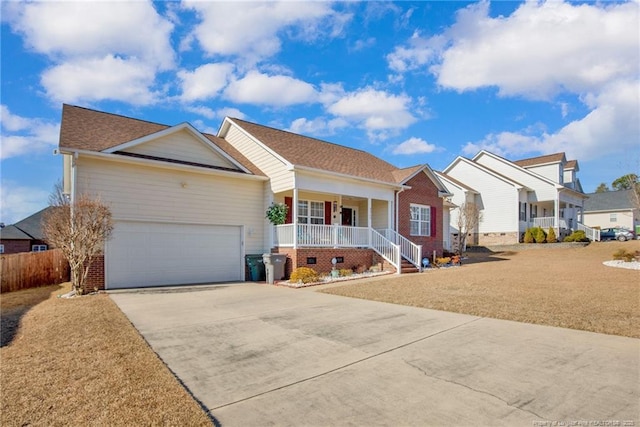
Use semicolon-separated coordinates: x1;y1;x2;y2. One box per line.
110;283;639;426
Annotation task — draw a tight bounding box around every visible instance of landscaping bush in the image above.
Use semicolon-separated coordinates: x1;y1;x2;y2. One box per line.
612;249;636;262
546;227;557;243
339;268;353;277
435;257;451;266
523;229;534;243
534;227;547;243
564;230;589;242
290;267;319;284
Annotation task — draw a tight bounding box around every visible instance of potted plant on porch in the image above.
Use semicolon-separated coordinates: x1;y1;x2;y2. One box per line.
266;202;288;225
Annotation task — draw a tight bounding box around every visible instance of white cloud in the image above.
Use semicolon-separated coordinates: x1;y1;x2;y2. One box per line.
463;79;640;162
178;63;236;102
287;117;349;136
392;137;437;155
185;106;246;121
4;1;174;105
0;180;50;225
5;1;174;69
327;88;416;138
182;1;350;64
433;1;639;99
0;105;59;159
41;56;159;105
224;71;318;106
391;1;640;161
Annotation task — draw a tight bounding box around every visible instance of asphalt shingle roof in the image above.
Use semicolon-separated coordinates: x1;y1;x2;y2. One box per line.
513;152;566;167
584;190;636;212
229;118;402;184
59;105;264;176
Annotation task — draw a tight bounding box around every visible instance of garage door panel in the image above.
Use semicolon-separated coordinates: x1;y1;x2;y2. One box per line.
106;221;242;289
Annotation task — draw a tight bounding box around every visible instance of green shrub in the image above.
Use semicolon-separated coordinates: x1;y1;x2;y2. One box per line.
290;267;319;283
523;229;534;243
612;249;636;262
546;227;557;243
534;227;547;243
564;230;588;242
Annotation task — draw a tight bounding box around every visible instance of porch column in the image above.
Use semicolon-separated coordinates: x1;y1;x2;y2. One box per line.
367;198;372;229
293;188;298;249
554;195;560;234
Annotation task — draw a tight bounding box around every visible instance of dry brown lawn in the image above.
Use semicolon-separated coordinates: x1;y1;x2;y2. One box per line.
0;283;212;426
321;241;640;338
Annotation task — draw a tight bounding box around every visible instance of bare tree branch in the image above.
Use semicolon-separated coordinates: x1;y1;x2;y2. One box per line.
455;202;482;255
42;192;113;294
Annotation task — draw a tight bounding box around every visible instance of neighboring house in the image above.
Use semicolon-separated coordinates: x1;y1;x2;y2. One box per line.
434;171;480;251
0;207;52;254
583;189;639;233
440;151;594;246
58;105;450;290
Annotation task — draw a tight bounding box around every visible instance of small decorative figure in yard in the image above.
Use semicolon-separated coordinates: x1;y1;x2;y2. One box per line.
422;257;430;269
331;257;339;277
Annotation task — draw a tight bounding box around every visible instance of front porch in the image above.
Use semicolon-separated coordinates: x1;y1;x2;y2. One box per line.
520;195;600;241
272;223;423;276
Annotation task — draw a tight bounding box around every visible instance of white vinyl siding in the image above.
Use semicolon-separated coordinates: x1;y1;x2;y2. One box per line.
525;163;563;184
76;157;266;255
475;154;558;201
410;204;431;236
123;129;239;170
223;125;294;193
446;159;518;234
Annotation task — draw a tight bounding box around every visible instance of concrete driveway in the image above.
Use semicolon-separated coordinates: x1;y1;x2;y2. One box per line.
111;283;639;426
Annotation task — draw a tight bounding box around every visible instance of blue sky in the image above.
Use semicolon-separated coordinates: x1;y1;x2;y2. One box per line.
1;0;639;224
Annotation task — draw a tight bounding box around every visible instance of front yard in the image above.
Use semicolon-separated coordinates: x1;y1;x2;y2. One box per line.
0;283;212;426
1;241;637;425
322;241;640;338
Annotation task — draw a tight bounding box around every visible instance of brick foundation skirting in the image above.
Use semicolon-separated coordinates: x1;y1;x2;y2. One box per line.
271;248;395;278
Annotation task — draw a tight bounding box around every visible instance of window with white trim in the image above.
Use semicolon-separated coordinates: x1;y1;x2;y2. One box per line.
298;200;324;224
32;244;48;252
410;204;431;236
609;213;617;222
0;244;4;254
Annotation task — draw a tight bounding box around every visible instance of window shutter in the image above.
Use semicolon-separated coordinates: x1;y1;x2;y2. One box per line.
324;201;332;225
284;197;293;224
431;206;437;237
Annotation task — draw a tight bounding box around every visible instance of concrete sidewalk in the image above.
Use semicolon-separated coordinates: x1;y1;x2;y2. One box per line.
111;284;639;426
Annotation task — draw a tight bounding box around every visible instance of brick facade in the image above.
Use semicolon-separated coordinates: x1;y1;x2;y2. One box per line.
397;171;444;258
0;240;31;254
84;255;105;292
271;247;395;278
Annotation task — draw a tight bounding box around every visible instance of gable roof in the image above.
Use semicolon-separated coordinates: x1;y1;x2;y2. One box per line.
444;156;528;189
434;171;479;193
227;118;401;184
513;152;566;167
583;190;637;212
564;159;578;170
59;105;264;176
0;207;53;241
0;225;33;240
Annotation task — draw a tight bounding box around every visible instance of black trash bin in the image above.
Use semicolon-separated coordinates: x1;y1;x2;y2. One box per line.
245;254;266;281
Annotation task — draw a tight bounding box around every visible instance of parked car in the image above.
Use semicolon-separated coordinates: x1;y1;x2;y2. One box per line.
600;227;635;241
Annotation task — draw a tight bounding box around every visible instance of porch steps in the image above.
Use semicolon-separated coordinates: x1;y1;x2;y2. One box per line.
400;258;420;274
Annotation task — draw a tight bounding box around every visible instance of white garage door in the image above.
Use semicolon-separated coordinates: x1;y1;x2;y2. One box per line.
106;221;242;289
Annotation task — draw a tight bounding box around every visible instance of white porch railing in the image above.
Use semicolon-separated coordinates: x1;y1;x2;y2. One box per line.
370;229;401;274
274;224;401;273
530;217;567;229
377;229;422;271
578;223;600;241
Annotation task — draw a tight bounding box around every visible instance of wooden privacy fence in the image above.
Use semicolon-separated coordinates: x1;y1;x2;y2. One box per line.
0;249;70;293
